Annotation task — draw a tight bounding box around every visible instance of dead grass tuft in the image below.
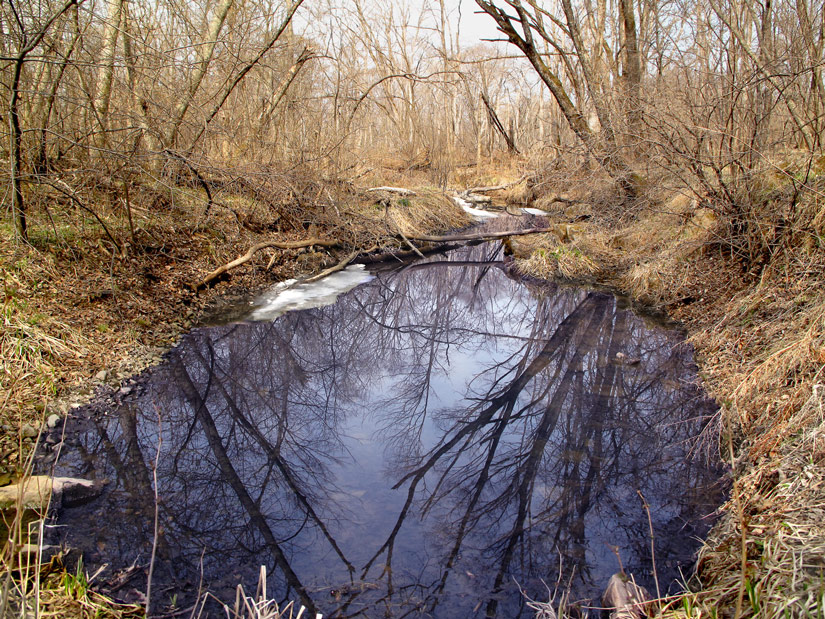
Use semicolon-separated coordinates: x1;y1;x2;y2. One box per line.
517;241;600;280
693;385;825;617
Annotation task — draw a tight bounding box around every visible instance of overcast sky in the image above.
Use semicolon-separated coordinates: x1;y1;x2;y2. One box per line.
456;0;502;46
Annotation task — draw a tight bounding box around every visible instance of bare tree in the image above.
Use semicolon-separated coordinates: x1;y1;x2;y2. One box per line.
5;0;82;240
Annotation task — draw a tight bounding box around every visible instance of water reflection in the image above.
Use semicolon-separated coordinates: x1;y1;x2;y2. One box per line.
46;240;721;617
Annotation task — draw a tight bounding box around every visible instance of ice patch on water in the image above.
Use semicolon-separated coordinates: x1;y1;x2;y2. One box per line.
453;196;499;219
522;207;547;216
248;265;374;321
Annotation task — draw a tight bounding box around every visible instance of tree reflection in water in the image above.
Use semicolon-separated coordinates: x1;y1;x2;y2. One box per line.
46;240;722;617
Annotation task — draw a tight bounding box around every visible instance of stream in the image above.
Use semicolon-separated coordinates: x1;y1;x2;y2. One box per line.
40;217;723;617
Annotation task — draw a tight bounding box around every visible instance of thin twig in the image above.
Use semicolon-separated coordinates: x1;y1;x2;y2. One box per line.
146;406;163;616
638;490;661;601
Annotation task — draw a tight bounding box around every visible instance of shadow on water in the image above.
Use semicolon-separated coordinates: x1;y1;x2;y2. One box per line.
41;230;724;617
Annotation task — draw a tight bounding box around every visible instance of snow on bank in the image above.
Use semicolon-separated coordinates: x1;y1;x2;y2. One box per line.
453;196;499;219
453;196;548;219
248;265;374;321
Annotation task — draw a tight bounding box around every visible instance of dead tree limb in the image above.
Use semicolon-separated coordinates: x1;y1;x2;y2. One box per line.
163;149;214;227
367;187;417;196
301;250;360;284
408;227;558;243
398;229;425;257
481;91;519;154
197;237;337;288
461;175;528;196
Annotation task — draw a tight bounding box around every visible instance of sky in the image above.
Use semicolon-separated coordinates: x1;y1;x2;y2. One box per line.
294;0;503;51
455;0;503;47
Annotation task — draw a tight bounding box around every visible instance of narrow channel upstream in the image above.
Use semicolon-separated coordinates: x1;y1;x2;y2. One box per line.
41;220;723;617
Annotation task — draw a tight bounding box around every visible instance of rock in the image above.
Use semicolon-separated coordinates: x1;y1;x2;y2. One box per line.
61;477;108;508
16;544;59;559
602;573;650;619
0;476;107;512
46;414;62;429
118;385;133;396
21;424;38;438
95;369;109;382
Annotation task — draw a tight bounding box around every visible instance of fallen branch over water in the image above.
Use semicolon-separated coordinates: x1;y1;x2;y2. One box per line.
300;250;362;284
408;227;558;243
198;228;554;289
197;237;338;288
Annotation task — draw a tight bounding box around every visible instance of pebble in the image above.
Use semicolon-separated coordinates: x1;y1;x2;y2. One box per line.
46;414;62;429
95;370;109;382
21;424;38;438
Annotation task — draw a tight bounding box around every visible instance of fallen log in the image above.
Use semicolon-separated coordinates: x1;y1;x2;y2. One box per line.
461;175;527;196
367;186;417;196
197;237;338;289
543;194;581;206
356;242;465;265
0;476;107;511
408;227;558;243
462;193;492;205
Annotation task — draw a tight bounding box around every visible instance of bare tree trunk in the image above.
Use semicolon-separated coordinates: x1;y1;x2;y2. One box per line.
476;0;637;195
7;0;82;241
92;0;124;155
619;0;642;130
185;0;305;153
753;0;774;157
257;46;314;132
33;5;81;172
121;1;162;157
165;0;235;148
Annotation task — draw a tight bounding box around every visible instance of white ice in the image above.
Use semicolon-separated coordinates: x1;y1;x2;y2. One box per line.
521;207;547;216
453;196;499;219
248;265;374;321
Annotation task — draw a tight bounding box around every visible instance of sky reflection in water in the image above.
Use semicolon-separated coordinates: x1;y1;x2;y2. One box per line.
45;239;722;618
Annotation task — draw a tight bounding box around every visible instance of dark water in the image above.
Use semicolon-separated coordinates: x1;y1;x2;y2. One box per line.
42;234;722;617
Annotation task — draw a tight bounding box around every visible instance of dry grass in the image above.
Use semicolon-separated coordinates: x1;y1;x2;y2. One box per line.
194;566;316;619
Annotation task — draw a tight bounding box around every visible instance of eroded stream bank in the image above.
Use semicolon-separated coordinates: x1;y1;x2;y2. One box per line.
38;221;724;617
